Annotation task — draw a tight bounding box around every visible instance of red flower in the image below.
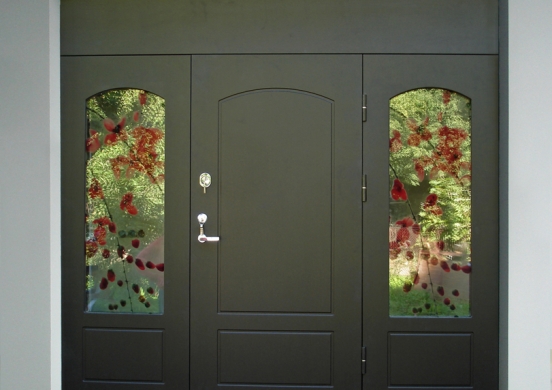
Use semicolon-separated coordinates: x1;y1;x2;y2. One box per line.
86;130;101;153
156;263;164;272
452;289;460;297
443;90;451;105
440;261;450;273
94;226;107;246
414;161;425;182
407;133;421;147
461;264;472;274
107;269;116;282
108;222;117;233
117;280;123;287
444;297;451;305
429;256;438;265
103;117;126;145
395;217;414;228
406;251;414;260
133;111;140;122
120;192;138;215
147;287;154;294
85;240;98;258
135;259;145;270
437;286;445;296
126;255;134;264
396;228;410;243
403;281;412;293
425;194;438;207
139;91;147;106
451;263;461;271
99;278;108;290
146;261;156;269
391;179;408;201
421;283;428;289
102;249;110;258
88;178;104;199
389;130;402;152
413;273;420;285
436;241;445;250
132;284;140;294
412;223;420;235
132;239;140;248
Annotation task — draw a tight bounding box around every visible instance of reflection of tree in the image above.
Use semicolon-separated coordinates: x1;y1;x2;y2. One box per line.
389;89;472;317
84;89;165;314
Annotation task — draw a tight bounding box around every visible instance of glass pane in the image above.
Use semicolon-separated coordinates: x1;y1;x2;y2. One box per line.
389;89;471;317
85;89;165;314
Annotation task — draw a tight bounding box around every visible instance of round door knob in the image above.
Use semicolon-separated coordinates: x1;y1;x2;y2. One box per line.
197;213;207;224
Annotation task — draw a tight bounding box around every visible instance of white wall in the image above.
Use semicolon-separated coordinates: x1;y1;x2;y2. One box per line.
509;0;552;388
0;0;60;389
0;0;550;389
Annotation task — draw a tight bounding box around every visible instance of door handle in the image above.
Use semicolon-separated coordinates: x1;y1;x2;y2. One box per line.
197;213;220;243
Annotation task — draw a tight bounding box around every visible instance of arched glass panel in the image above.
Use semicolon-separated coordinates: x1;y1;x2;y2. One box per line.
389;88;471;317
85;89;165;314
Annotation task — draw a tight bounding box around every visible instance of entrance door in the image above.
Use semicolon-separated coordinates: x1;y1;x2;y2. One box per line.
189;55;362;389
62;54;498;389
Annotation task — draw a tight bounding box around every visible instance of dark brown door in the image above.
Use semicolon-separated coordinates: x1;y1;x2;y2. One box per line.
190;55;363;389
362;55;498;389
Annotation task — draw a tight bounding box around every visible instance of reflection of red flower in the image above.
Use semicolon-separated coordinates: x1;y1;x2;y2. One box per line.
414;160;425;182
407;133;421;147
88;178;104;199
443;90;451;105
99;278;108;290
103;117;127;145
396;228;410;243
424;194;443;215
437;286;445;296
425;194;438;207
412;223;420;235
135;259;145;270
108;222;116;233
139;91;147;106
133;111;140;122
85;240;98;258
102;249;110;258
156;263;164;272
132;239;140;248
391;179;408;200
107;269;116;282
86;130;100;153
403;282;412;293
94;226;107;245
146;261;156;269
120;192;138;215
389;130;402;152
440;261;450;272
395;217;414;228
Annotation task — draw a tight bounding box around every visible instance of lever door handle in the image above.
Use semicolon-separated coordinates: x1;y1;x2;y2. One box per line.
197;213;220;243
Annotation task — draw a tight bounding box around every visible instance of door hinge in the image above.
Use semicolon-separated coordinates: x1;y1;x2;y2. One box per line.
362;174;367;202
362;94;367;122
361;346;367;374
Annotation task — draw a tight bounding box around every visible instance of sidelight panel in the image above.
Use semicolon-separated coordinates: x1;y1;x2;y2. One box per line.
388;88;471;317
85;89;165;314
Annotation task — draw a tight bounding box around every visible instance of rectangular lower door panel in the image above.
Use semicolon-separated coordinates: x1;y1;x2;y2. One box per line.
219;331;332;385
84;328;164;382
388;333;472;386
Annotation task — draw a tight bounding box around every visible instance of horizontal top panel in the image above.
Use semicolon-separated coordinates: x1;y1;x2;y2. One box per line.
61;0;498;55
